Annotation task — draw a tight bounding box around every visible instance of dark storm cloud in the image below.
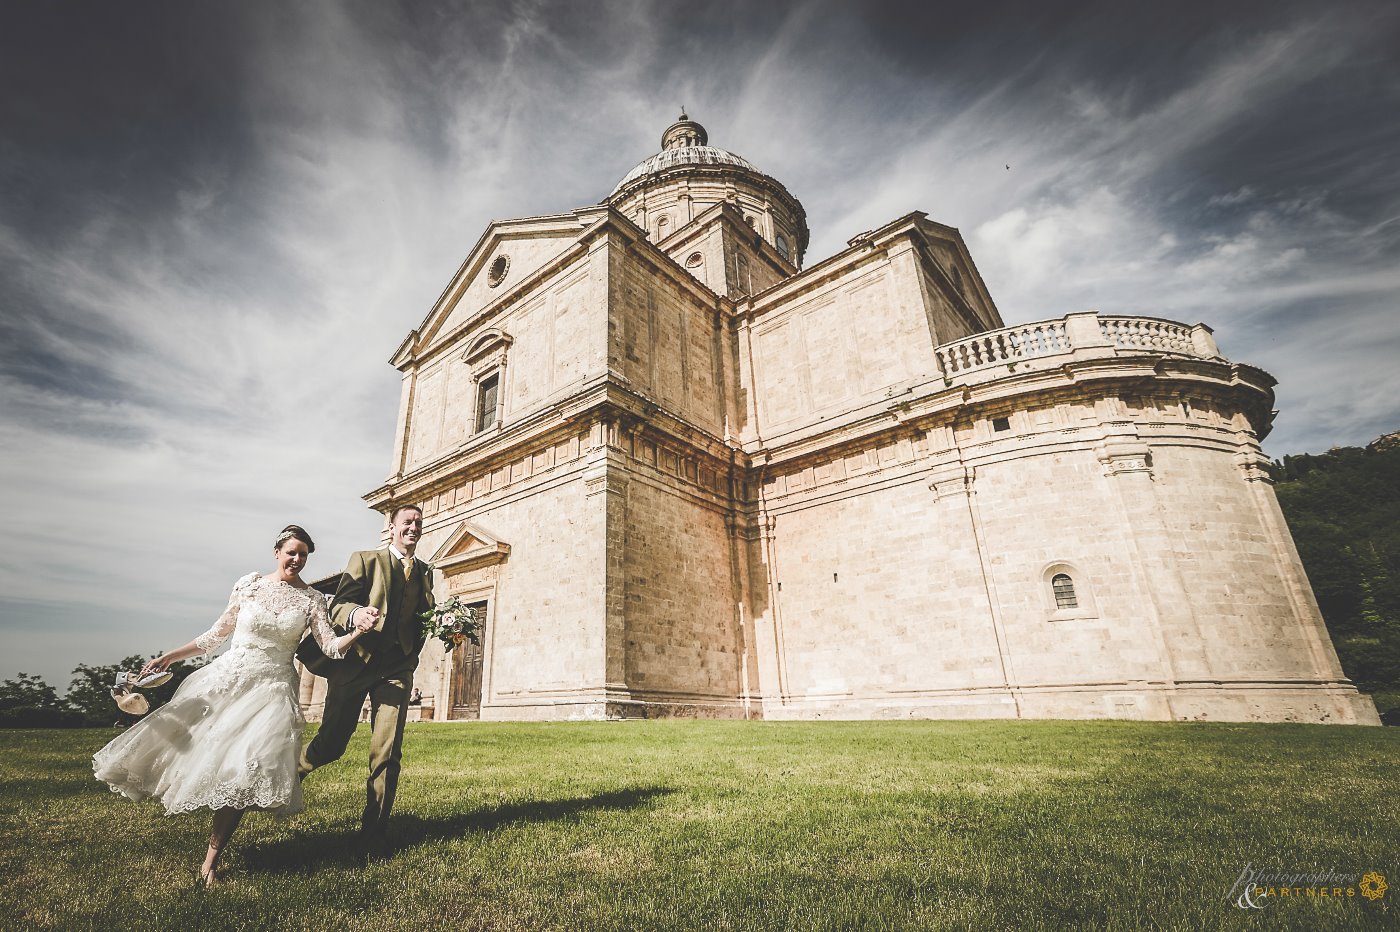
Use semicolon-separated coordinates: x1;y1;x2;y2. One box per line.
0;2;259;239
2;0;1398;686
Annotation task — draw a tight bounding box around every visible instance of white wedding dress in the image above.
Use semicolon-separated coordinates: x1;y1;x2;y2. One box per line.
93;572;345;816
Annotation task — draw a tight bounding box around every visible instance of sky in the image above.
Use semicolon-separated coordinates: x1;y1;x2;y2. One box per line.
3;0;1399;690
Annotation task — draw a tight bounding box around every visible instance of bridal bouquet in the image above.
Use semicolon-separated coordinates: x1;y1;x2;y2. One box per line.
420;596;483;651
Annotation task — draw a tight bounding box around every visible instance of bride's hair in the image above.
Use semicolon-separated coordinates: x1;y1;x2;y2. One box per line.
275;524;316;553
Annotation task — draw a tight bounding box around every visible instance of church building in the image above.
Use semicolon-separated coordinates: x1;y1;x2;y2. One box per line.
299;114;1379;725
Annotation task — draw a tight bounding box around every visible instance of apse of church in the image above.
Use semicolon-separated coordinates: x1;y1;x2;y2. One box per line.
298;114;1379;726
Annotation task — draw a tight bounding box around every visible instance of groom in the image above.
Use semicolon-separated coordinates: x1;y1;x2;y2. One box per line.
299;504;434;855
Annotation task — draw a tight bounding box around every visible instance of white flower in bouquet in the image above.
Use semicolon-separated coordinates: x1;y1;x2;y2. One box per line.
419;596;483;651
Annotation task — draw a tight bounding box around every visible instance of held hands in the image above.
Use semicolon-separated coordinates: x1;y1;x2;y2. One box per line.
351;606;381;636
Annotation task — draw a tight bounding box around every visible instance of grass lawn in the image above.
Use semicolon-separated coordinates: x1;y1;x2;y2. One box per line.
2;720;1396;931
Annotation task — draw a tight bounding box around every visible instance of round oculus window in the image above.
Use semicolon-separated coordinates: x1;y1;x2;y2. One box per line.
685;252;703;268
487;254;510;288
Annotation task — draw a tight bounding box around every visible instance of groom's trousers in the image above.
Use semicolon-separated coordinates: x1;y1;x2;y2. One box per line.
298;651;416;839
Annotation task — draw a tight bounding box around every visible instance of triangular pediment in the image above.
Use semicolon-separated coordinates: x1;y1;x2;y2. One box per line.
400;208;609;367
429;518;511;573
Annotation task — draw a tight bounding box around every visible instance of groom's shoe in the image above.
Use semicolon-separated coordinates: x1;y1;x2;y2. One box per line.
357;831;393;862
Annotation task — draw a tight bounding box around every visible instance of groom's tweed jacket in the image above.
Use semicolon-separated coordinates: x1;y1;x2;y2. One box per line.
331;548;435;666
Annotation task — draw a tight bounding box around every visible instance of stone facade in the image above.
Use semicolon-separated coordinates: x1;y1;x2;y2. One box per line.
299;115;1379;726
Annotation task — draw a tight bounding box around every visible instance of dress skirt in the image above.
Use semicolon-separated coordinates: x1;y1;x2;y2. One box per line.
93;651;306;816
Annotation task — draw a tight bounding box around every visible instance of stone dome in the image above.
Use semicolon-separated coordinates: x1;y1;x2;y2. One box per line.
610;144;762;196
607;112;809;268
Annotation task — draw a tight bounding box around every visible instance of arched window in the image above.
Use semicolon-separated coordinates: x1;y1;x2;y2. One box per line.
1042;562;1096;620
775;233;790;261
1051;573;1077;609
462;328;512;436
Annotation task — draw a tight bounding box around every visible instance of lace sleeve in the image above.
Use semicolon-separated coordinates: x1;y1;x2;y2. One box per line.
194;573;257;652
306;589;346;659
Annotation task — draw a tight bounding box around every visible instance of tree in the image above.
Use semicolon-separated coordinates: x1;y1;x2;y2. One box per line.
0;673;80;727
66;655;208;727
1274;438;1400;715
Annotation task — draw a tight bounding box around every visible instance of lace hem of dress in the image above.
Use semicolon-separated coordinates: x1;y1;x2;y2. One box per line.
99;773;303;817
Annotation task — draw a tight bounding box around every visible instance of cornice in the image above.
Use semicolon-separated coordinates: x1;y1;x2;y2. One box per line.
365;374;742;508
746;353;1277;471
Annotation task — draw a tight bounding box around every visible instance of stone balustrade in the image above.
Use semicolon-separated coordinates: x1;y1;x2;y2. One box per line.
934;311;1220;380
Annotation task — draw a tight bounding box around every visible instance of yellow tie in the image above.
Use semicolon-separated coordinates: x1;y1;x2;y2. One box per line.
401;556;414;581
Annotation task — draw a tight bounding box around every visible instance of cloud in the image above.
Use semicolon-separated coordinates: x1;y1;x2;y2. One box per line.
1;0;1398;686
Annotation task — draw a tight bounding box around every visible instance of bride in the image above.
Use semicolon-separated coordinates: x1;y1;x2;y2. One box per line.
93;524;377;886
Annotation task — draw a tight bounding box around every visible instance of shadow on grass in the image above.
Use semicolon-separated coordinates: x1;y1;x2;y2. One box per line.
2;777;102;806
244;786;675;873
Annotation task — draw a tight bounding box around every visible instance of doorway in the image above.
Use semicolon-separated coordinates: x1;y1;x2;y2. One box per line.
448;599;487;720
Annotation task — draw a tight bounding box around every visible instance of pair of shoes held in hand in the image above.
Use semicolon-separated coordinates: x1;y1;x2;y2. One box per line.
110;669;174;715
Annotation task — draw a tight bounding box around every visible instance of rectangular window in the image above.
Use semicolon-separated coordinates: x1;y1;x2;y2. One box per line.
475;373;499;433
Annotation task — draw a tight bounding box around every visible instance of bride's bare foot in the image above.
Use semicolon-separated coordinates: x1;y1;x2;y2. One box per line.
197;856;224;884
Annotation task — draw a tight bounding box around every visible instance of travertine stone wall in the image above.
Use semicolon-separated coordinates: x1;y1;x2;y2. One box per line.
473;475;607;717
657;208;793;301
973;450;1170;688
758;477;1008;702
919;231;1000;335
619;471;743;710
607;244;725;438
1148;444;1347;680
402;251;608;475
744;261;933;438
423;449;610;720
658;219;732;297
748;366;1379;723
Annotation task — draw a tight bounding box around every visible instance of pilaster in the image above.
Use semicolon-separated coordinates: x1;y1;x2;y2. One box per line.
930;459;1020;711
1094;432;1201;687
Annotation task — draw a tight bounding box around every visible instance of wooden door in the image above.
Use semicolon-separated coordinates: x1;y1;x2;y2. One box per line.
448;600;486;720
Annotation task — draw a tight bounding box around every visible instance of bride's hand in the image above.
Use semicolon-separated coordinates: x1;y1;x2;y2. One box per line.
140;655;172;678
352;607;380;634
